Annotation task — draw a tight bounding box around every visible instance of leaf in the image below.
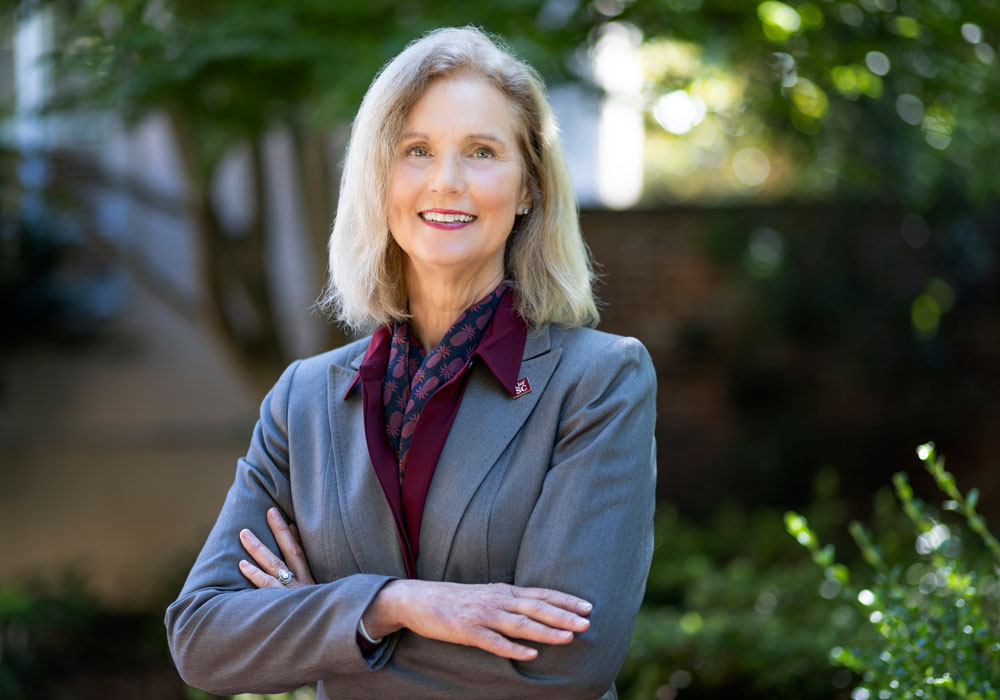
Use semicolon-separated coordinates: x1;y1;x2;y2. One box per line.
892;472;914;502
826;563;849;584
815;543;835;567
784;511;807;535
967;488;980;511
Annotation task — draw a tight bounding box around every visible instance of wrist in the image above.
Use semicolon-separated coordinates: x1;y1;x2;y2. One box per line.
362;579;408;639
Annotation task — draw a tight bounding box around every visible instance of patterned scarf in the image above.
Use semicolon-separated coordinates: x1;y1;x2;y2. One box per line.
383;283;507;481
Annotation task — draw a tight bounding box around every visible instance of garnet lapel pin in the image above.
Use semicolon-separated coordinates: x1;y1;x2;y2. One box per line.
513;377;531;398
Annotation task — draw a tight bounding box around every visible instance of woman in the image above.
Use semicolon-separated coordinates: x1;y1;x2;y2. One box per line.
166;26;656;700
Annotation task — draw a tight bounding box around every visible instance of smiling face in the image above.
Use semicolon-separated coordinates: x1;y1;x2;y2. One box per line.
388;74;531;293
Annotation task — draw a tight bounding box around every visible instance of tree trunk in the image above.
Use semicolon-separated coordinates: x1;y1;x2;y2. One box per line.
165;106;287;397
289;118;350;351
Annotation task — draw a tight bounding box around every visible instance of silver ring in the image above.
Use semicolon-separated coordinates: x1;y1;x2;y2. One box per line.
277;568;294;585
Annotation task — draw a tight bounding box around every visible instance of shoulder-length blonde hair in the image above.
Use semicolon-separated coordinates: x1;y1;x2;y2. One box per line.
319;26;599;332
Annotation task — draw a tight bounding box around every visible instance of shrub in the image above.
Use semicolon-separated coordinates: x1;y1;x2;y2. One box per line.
785;443;1000;699
618;468;858;699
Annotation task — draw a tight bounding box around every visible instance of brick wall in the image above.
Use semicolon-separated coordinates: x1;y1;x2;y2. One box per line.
580;205;1000;514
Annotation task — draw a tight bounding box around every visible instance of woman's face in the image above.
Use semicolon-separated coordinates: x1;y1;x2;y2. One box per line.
389;75;531;287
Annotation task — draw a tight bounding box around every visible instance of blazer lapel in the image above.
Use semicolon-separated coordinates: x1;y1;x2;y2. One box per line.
326;354;409;579
418;326;562;581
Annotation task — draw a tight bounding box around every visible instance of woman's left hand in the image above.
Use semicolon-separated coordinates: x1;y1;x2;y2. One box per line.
238;507;316;589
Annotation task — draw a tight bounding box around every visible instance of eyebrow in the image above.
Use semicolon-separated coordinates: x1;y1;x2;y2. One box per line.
467;131;507;145
399;131;509;146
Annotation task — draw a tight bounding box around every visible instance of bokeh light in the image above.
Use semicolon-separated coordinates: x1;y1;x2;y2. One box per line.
653;90;707;135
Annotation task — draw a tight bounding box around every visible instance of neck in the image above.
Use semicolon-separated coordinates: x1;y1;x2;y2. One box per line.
406;264;503;352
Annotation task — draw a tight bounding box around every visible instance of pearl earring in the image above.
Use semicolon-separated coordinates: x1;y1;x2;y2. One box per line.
520;207;530;215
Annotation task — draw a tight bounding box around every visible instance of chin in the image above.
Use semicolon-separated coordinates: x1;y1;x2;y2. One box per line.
411;247;489;271
418;257;482;272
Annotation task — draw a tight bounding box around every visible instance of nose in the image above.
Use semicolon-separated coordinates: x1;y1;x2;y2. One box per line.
428;151;465;194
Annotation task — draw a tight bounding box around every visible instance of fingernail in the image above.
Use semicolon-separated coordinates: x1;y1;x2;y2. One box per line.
240;529;250;539
580;601;593;613
239;560;248;568
560;630;572;638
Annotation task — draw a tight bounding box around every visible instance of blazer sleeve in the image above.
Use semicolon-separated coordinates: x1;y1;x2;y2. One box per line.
509;334;657;697
164;360;397;695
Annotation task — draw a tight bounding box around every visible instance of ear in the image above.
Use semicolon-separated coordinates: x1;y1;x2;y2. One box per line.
517;181;532;214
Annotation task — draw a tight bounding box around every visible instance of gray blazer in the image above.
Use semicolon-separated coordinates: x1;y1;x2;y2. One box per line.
166;323;656;700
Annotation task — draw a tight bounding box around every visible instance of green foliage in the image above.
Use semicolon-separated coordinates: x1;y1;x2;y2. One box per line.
0;569;188;698
34;0;588;177
621;0;1000;207
0;573;101;698
786;444;1000;699
618;468;859;699
13;0;997;206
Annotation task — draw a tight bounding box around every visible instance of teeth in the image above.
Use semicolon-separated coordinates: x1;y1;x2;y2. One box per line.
420;212;476;223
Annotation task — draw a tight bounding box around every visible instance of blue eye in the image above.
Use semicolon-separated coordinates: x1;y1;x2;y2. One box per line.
408;146;429;157
474;148;494;159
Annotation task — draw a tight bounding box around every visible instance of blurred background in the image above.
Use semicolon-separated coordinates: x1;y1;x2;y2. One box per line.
1;0;997;698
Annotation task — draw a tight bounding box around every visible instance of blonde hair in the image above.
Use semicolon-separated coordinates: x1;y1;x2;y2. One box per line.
319;26;599;332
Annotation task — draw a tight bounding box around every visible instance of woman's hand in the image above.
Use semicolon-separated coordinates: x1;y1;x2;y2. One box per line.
363;579;592;661
238;507;316;589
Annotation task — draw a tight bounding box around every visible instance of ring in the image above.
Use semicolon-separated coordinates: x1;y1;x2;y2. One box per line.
277;568;294;585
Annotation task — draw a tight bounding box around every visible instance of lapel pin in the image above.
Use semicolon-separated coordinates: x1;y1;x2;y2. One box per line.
513;377;531;398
